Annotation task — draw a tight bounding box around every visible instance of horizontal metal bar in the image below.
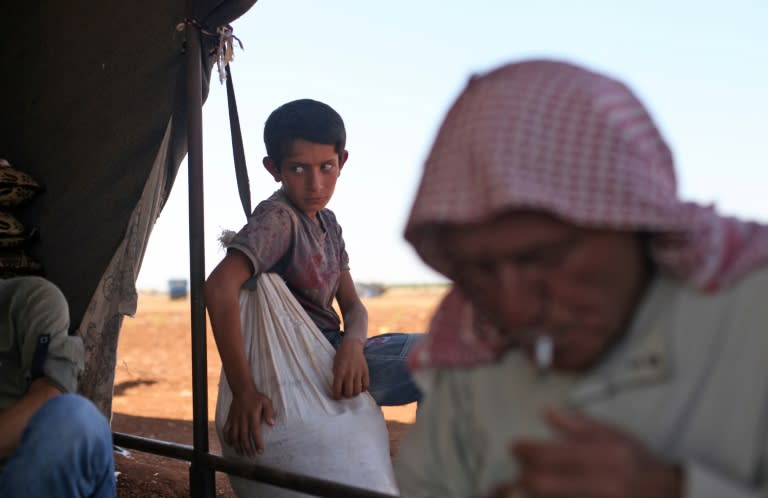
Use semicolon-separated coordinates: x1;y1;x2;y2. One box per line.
113;432;398;498
201;452;398;498
114;432;194;462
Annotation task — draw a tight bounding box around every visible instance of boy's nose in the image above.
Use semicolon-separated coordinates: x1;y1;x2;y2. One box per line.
307;171;322;191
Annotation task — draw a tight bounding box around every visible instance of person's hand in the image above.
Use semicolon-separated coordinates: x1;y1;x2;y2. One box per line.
222;389;275;457
332;336;370;399
492;408;683;498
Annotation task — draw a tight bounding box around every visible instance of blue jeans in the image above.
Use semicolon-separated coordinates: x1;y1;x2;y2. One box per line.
0;394;116;498
322;331;423;406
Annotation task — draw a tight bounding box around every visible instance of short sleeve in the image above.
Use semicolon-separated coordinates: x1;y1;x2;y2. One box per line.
12;277;84;394
227;201;294;274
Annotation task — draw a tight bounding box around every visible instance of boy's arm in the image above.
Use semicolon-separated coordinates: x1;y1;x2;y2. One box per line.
336;270;368;343
332;270;369;399
205;250;275;456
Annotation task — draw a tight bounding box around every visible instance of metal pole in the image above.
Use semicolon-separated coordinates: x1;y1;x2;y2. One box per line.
112;432;398;498
184;10;216;498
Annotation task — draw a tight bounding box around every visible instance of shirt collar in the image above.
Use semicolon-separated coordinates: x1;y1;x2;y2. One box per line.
568;276;677;406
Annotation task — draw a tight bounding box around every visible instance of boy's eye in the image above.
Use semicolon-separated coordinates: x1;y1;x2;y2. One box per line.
320;163;334;171
290;165;305;173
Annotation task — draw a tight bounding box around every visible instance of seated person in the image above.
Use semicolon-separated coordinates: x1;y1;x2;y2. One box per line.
0;276;115;498
394;59;768;498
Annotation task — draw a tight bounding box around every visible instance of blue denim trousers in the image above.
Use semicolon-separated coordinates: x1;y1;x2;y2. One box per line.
0;394;116;498
322;331;423;406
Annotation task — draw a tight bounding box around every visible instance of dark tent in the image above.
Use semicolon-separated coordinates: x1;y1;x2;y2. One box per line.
2;4;401;496
1;0;256;415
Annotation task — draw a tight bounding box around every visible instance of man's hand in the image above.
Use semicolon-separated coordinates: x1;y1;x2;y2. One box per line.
332;337;370;399
222;389;275;457
488;408;683;498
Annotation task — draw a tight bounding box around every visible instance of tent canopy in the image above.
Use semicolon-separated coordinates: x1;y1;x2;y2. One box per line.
1;0;257;411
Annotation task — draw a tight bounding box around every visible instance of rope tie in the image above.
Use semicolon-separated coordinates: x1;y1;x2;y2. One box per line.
215;25;243;83
175;19;243;81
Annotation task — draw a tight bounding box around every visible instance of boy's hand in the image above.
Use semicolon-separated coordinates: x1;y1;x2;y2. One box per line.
222;389;275;457
332;337;370;399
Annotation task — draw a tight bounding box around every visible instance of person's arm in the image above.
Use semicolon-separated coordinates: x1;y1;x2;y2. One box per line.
331;270;369;399
501;408;682;498
394;369;477;498
0;378;61;458
205;250;274;456
502;408;767;498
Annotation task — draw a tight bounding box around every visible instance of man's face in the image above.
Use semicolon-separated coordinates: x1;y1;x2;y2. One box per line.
439;212;651;371
263;139;348;221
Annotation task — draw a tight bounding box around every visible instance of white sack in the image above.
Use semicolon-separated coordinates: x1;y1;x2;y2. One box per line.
215;273;398;498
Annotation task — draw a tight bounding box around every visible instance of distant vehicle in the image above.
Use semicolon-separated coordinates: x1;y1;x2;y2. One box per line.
168;279;188;300
355;282;385;298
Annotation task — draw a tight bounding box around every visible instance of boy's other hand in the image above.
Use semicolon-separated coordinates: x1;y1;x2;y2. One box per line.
223;389;275;457
332;337;370;399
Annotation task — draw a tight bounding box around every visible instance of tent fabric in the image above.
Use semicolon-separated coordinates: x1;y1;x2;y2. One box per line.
77;123;175;414
1;1;258;414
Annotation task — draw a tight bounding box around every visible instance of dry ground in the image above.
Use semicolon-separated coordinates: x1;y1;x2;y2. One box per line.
112;285;447;497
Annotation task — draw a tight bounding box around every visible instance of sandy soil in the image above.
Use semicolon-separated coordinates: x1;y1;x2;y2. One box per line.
112;285;447;497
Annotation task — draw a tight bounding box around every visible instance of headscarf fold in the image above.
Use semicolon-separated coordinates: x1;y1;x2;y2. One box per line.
405;59;768;370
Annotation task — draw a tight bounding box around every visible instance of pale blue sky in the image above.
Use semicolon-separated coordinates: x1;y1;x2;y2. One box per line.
137;0;767;290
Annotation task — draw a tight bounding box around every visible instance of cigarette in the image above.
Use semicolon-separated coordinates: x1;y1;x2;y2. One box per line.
535;334;553;372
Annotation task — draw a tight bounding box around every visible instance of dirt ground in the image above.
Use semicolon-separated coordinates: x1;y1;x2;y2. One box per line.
111;285;447;497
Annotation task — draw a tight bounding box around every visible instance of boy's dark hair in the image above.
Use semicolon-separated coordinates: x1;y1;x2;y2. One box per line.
264;99;346;167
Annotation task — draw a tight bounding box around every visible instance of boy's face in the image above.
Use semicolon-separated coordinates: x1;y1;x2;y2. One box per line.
263;139;348;221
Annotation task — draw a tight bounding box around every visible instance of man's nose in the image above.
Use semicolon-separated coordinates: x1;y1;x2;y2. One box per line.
494;262;546;329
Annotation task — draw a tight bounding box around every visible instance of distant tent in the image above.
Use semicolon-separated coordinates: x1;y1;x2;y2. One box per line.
1;0;258;415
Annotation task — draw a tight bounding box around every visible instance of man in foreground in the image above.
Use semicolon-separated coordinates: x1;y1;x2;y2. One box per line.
395;59;768;497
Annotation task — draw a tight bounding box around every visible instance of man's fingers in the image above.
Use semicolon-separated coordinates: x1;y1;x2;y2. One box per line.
480;483;523;498
544;407;624;442
514;442;596;498
513;440;584;472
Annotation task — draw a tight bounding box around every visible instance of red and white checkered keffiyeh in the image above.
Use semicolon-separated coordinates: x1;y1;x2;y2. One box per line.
404;59;768;370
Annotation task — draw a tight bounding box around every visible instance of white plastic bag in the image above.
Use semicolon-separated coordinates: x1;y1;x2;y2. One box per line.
215;273;398;497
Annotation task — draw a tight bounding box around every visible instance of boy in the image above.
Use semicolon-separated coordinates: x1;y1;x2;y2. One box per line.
205;99;421;458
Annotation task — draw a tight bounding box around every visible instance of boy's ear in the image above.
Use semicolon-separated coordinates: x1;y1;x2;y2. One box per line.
263;157;282;182
338;150;349;173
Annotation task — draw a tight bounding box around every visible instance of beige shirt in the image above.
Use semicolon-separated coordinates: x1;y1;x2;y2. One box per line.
395;269;768;498
0;276;84;412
